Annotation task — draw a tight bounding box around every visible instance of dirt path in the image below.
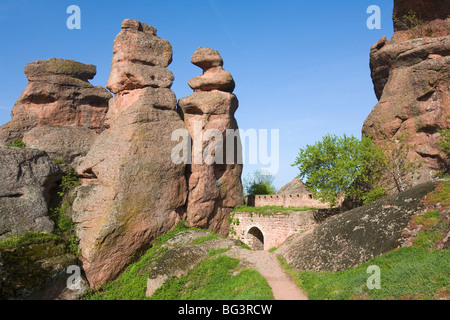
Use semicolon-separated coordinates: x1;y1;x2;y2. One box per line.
227;249;308;300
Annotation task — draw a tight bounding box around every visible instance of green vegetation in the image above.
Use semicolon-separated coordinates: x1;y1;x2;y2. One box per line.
57;170;81;197
393;10;425;39
268;247;278;253
190;234;219;245
0;232;59;250
292;134;423;208
243;170;276;196
83;221;272;300
6;139;26;148
53;158;65;165
279;181;450;300
150;255;274;300
292;134;386;207
279;247;449;300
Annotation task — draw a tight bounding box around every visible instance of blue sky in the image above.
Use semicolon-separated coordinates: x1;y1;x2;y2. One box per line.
0;0;394;189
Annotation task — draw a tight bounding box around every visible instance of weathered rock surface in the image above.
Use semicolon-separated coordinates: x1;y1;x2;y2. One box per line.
178;48;243;236
22;126;97;170
73;20;187;288
145;230;242;297
0;147;60;240
391;0;450;42
0;58;112;144
277;179;308;195
277;181;438;272
363;3;450;188
0;238;79;300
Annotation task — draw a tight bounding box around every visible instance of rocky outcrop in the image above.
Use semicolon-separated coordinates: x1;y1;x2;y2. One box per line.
363;2;450;188
277;181;438;272
391;0;450;42
73;20;188;288
178;48;243;236
22;126;97;170
0;237;80;300
0;147;60;240
0;59;112;144
277;179;308;195
145;230;242;297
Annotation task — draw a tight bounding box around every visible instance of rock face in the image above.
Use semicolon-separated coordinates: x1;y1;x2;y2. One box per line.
73;20;188;288
277;179;308;195
0;237;79;300
391;0;450;42
178;48;243;236
277;181;437;272
0;58;112;144
0;147;60;240
22;126;97;170
362;2;450;188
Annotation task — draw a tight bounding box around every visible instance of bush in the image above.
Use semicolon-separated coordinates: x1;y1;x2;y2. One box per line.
6;139;26;148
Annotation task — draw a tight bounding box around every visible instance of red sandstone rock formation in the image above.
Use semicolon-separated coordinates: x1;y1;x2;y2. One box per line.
362;2;450;188
178;47;243;236
391;0;450;42
73;20;188;288
0;59;111;144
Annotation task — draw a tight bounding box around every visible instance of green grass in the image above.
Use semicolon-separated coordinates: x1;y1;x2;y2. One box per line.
278;181;450;300
150;255;274;300
279;247;450;300
83;221;189;300
83;221;272;300
190;234;219;245
0;232;59;250
233;205;315;215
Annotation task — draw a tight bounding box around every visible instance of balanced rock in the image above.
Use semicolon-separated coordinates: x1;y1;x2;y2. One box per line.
188;48;235;93
178;47;243;236
0;146;60;240
0;59;112;144
363;3;450;188
73;20;188;288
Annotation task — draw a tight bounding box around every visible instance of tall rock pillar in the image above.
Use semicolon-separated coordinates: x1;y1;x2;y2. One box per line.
178;48;243;236
73;20;187;287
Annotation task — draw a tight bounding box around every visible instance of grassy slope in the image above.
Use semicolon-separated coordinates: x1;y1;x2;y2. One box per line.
279;180;450;300
83;222;274;300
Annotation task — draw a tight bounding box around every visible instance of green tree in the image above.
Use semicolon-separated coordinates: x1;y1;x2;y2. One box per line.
243;170;277;196
393;10;425;39
292;134;386;207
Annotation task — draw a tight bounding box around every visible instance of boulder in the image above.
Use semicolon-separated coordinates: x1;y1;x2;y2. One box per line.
145;230;242;297
72;20;188;288
277;181;438;272
0;146;60;240
178;47;243;236
0;58;112;144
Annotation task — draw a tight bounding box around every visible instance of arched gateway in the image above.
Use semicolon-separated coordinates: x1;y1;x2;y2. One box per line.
247;226;264;251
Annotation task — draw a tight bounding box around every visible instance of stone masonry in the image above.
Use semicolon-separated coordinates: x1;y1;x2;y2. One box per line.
230;210;318;251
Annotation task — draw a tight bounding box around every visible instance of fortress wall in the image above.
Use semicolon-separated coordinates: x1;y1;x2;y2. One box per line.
230;210;318;250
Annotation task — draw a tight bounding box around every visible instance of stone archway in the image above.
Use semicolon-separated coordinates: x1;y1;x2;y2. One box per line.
247;227;264;251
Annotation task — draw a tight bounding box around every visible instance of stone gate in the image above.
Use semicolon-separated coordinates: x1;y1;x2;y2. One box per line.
230;210;318;251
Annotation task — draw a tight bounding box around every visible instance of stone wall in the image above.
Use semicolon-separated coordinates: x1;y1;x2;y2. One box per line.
230;210;318;251
254;193;329;209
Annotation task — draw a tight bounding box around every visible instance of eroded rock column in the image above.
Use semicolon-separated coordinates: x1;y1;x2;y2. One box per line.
178;47;243;236
73;20;187;288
